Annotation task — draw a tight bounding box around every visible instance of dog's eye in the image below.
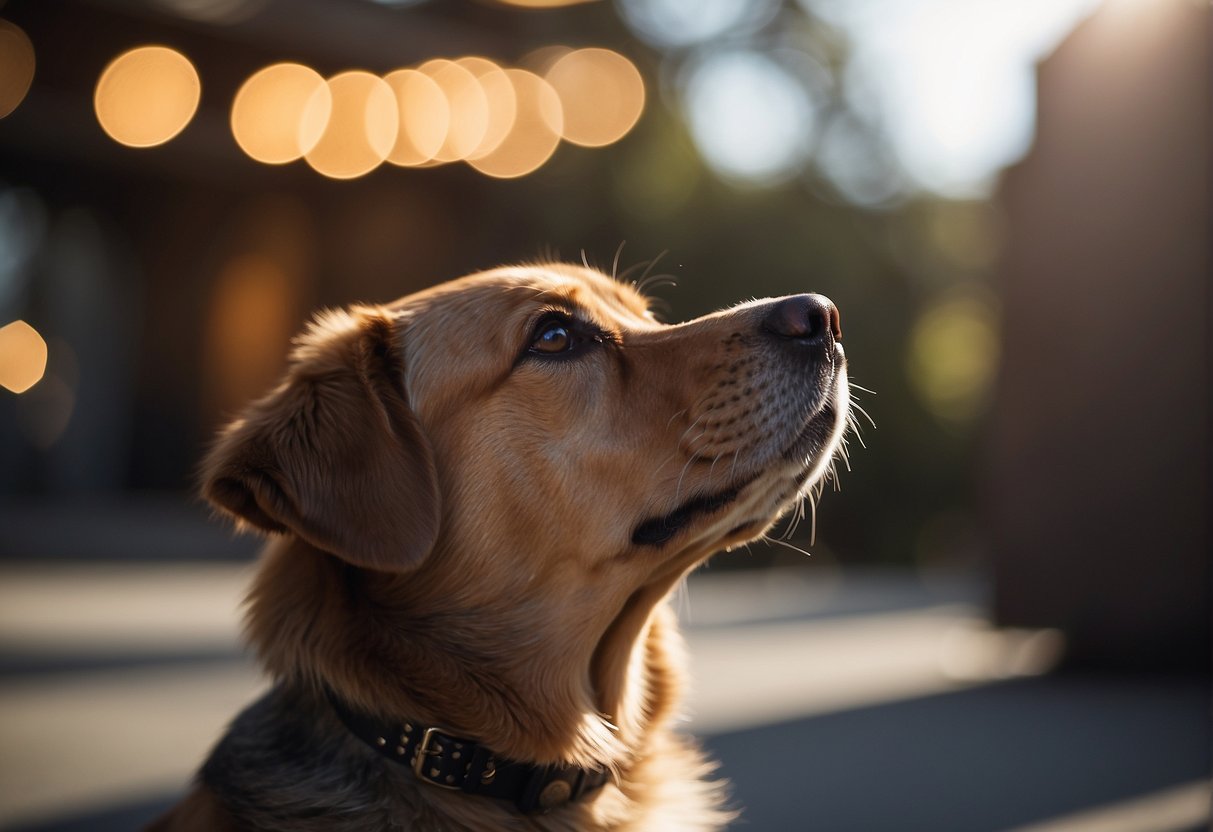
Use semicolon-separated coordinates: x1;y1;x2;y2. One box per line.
530;319;574;354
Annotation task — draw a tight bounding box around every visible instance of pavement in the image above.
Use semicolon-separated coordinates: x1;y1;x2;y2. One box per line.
0;562;1206;831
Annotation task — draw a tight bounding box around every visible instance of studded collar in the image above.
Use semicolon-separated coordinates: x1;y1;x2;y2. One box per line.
327;691;609;814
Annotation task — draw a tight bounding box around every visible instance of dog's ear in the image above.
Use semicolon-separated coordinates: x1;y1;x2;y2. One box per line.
201;308;440;572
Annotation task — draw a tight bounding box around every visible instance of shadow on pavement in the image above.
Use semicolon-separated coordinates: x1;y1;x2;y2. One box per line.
705;672;1209;831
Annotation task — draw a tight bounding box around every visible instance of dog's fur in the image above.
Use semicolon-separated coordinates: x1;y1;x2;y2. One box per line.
150;263;850;831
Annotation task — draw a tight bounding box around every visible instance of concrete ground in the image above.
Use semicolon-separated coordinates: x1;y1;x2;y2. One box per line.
0;563;1206;831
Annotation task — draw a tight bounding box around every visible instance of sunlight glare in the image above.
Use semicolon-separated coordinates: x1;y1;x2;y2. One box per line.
800;0;1103;196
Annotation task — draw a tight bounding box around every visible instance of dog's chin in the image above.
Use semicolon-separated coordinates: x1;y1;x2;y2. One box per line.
632;354;849;553
780;372;849;481
754;342;849;490
715;367;849;545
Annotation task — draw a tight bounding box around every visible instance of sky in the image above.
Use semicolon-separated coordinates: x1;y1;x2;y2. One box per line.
619;0;1105;199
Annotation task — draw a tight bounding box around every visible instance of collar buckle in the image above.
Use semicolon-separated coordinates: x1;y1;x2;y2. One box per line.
412;726;463;791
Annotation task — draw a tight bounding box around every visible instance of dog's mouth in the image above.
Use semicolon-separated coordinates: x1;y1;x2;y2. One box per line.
630;475;759;547
632;356;847;549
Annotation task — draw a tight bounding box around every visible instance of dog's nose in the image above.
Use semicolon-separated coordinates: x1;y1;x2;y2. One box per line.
761;294;842;343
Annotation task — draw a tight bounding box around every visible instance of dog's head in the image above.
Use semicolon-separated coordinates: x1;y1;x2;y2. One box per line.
202;262;850;759
205;263;848;576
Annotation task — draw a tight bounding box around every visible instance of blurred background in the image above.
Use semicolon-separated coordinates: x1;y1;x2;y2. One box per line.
0;0;1208;829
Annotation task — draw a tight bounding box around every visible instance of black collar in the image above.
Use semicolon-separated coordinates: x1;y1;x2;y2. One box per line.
327;691;609;814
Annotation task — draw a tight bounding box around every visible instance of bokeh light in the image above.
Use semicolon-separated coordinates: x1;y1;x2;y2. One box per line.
0;319;48;394
799;0;1102;197
467;69;562;179
684;50;816;185
383;69;449;166
0;20;36;119
149;0;268;24
94;46;201;148
617;0;781;49
417;59;489;163
520;45;573;73
0;187;46;311
907;294;999;425
814;113;905;208
16;365;74;448
231;63;331;164
454;57;517;160
304;71;398;179
204;254;294;410
545;48;644;147
497;0;599;6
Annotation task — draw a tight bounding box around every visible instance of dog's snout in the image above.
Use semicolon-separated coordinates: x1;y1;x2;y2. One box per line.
761;294;842;344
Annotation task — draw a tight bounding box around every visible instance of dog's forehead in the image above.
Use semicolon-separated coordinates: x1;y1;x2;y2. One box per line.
392;264;654;328
390;265;660;406
528;264;652;321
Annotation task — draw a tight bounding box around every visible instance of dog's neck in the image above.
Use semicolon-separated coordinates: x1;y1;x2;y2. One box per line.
243;536;696;773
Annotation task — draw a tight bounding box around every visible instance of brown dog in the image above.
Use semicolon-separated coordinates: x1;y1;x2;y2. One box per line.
150;263;850;831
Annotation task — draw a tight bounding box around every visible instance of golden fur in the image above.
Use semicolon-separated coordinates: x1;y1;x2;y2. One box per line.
150;263;850;831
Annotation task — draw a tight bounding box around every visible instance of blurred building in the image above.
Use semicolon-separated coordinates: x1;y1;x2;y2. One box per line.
987;0;1209;670
0;0;645;503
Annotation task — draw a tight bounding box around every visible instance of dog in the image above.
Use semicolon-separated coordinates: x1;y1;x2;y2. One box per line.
149;262;850;831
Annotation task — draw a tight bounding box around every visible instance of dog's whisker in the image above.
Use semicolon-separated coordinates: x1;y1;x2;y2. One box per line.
669;425;715;499
794;496;808;538
637;274;679;295
617;261;641;281
653;449;686;480
760;533;813;559
844;413;868;450
849;400;876;430
672;410;710;455
837;437;852;472
727;448;742;486
780;500;800;541
807;488;821;546
631;251;668;292
656;406;712;479
684;429;709;454
611;241;626;282
673;449;700;504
